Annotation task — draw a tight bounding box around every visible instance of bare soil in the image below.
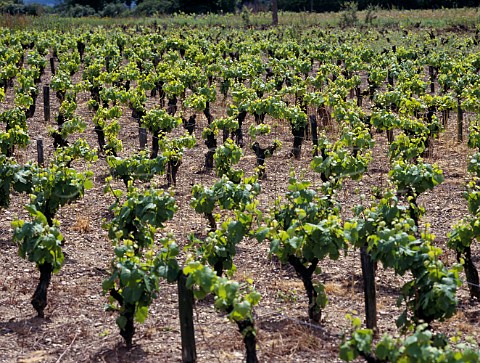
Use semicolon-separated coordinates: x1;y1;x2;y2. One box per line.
1;61;479;363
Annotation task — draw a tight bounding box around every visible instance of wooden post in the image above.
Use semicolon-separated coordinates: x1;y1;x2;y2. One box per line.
43;85;50;122
387;70;394;90
49;57;55;75
349;88;355;100
429;66;435;94
309;114;318;156
178;272;196;363
457;101;463;143
37;139;44;166
442;109;449;128
272;0;278;25
386;129;394;144
356;86;362;107
139;127;147;150
360;246;377;332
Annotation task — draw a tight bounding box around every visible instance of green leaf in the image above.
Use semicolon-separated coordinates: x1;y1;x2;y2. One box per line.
120;267;132;283
286;236;301;250
246;290;261;306
123;285;143;304
227;221;245;245
352;329;373;353
255;227;270;243
135;305;148;323
102;278;114;292
339;343;357;362
183;261;201;276
229;300;251;321
375;336;395;360
84;178;93;190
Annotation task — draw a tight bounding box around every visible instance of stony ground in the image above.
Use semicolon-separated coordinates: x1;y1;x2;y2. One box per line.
1;60;479;363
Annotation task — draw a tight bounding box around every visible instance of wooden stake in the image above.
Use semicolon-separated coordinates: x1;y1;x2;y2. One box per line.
361;246;377;333
50;57;55;75
139;127;147;150
356;87;363;107
37;139;44;166
43;85;50;122
272;0;278;25
178;272;197;363
429;66;435;94
457;103;463;143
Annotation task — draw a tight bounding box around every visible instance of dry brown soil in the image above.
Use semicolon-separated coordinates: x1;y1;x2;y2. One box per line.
1;63;479;363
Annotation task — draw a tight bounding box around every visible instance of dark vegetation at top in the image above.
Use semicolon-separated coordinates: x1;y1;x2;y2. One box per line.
1;0;480;18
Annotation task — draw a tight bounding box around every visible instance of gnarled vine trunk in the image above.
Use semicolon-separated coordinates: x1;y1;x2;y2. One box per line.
457;248;480;299
204;107;216;170
110;289;136;349
287;255;321;322
120;304;135;349
32;262;53;318
290;124;306;159
236;319;258;363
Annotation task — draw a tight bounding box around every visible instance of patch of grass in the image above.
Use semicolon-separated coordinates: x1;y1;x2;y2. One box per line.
324;282;345;295
3;7;480;31
72;216;91;233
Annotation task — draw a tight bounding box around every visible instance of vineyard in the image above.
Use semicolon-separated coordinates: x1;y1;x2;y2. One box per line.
1;10;480;362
